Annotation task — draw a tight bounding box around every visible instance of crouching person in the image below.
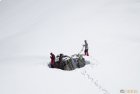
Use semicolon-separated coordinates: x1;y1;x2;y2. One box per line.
50;52;55;68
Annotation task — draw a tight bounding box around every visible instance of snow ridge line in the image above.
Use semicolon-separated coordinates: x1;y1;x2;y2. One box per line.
80;58;110;94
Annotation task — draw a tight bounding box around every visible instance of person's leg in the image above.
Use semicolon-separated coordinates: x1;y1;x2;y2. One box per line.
87;49;89;56
84;49;86;55
85;49;88;56
51;64;54;68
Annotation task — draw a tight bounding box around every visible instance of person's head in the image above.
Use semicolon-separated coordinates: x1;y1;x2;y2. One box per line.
84;40;87;43
60;53;63;57
50;52;53;55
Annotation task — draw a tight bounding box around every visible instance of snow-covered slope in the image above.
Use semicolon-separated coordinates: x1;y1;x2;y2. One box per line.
0;0;140;94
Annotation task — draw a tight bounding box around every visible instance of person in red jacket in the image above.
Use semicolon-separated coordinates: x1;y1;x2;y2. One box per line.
50;52;55;68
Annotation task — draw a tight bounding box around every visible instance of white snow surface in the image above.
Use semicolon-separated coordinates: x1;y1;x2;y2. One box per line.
0;0;140;94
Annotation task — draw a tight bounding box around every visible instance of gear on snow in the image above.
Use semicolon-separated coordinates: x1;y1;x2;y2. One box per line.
48;40;89;71
48;54;86;70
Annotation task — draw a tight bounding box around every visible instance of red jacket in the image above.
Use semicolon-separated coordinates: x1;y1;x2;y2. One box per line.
50;54;55;65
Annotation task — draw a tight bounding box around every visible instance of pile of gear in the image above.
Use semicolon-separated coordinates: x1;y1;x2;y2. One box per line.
49;53;86;70
48;40;89;71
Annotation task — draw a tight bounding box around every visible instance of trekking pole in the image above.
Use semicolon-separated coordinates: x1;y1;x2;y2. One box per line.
78;45;84;54
71;45;84;58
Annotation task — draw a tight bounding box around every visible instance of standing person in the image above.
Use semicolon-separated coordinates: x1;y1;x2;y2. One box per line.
59;54;63;63
83;40;89;56
59;54;63;69
50;53;55;68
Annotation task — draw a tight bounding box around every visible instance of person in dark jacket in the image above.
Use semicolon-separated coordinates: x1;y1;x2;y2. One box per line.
50;52;55;68
83;40;89;56
59;54;64;69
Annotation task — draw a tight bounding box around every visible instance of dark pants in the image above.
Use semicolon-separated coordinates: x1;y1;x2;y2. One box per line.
51;64;55;68
84;49;89;56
